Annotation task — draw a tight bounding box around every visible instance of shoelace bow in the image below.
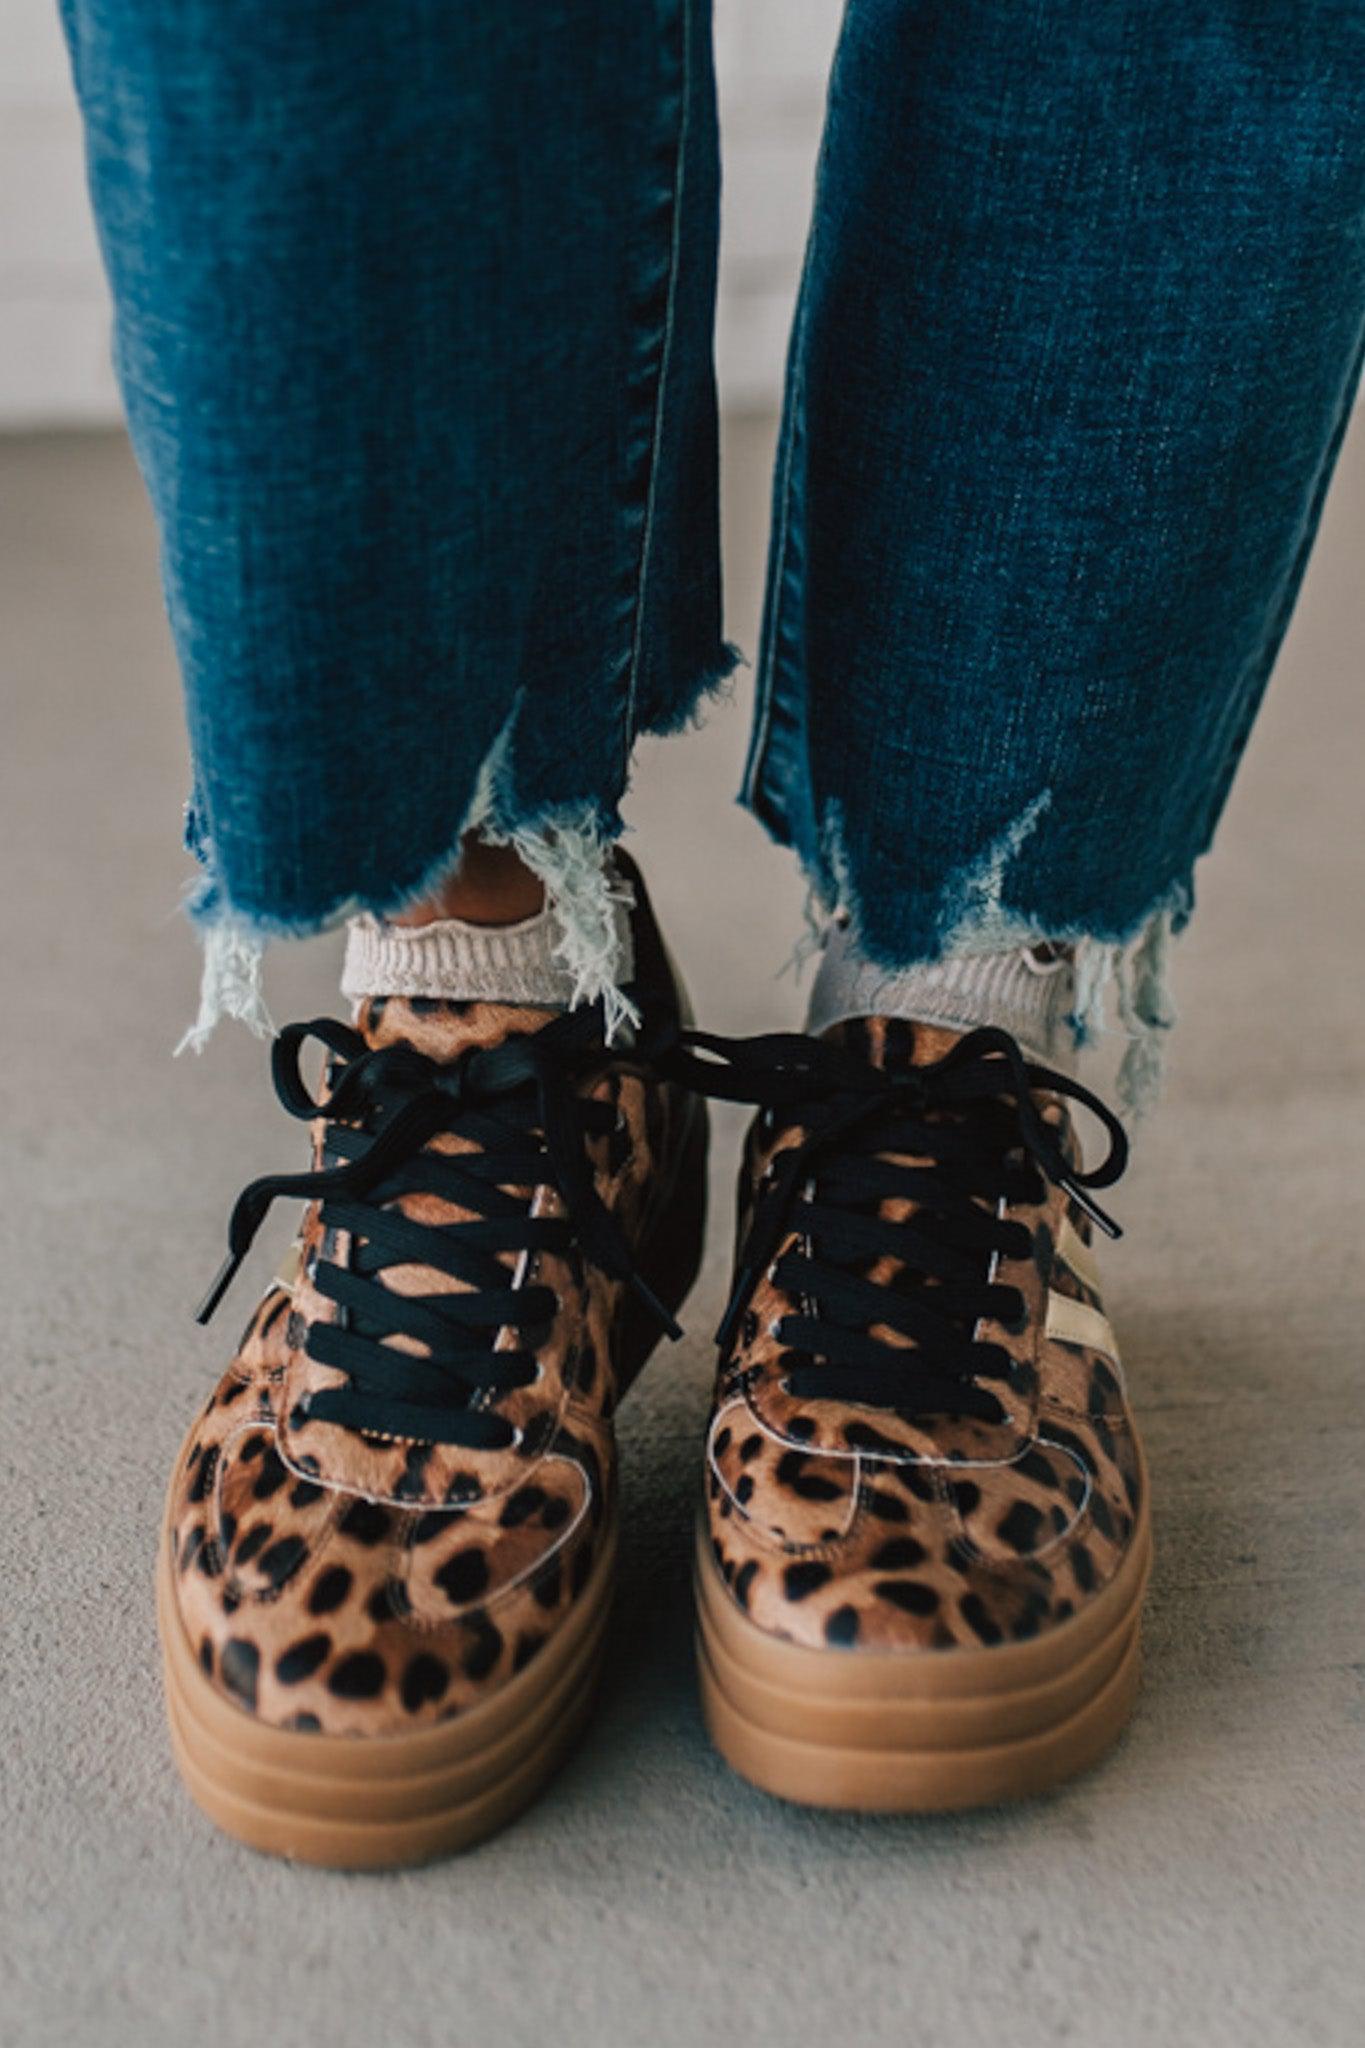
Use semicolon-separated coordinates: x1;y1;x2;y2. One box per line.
196;1005;681;1448
658;1022;1128;1425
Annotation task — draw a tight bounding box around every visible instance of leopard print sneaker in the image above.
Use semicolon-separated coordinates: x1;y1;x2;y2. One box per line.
158;865;706;1866
683;1014;1151;1812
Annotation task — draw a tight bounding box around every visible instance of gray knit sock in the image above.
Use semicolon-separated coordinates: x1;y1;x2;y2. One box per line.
806;919;1076;1066
341;897;634;1010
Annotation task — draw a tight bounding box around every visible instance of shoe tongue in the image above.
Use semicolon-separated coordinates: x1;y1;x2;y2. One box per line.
283;990;571;1505
821;1013;1065;1159
352;992;564;1062
822;1014;966;1072
738;1011;1028;1465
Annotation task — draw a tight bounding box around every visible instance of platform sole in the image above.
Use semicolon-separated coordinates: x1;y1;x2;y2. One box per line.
158;1520;618;1868
696;1502;1152;1813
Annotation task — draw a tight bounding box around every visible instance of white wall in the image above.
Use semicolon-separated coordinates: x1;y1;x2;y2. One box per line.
0;0;121;421
714;0;841;407
0;0;841;426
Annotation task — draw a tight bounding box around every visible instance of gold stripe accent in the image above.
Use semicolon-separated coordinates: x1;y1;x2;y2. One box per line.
1045;1289;1118;1358
1056;1212;1103;1294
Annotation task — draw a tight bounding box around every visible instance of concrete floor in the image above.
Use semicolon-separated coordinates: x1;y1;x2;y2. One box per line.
2;418;1363;2048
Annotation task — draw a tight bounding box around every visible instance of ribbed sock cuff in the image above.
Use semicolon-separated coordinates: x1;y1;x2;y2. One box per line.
806;921;1076;1065
341;898;634;1010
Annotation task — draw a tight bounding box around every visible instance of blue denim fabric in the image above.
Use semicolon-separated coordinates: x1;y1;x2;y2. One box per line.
749;1;1365;972
59;0;728;950
60;2;1365;997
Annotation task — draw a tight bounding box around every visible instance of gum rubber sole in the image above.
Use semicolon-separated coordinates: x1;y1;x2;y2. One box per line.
695;1501;1152;1813
157;1523;617;1868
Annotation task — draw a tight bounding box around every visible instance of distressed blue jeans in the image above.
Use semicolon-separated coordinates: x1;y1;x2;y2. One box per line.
60;2;1365;1058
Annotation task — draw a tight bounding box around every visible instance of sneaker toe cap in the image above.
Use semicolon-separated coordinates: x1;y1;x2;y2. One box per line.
165;1414;603;1736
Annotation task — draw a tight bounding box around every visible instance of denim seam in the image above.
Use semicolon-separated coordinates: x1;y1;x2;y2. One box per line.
622;0;695;774
741;235;814;829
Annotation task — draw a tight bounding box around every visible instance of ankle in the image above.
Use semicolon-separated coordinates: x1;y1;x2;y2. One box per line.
392;834;544;929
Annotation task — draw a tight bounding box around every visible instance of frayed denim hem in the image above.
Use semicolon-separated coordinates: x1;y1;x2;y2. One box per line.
782;793;1190;1119
176;644;741;1057
173;794;637;1057
638;640;745;741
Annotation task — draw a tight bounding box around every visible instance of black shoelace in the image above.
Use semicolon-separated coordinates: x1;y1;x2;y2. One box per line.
660;1023;1128;1425
195;1007;681;1447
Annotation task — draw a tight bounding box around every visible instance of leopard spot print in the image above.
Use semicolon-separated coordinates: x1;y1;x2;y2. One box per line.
702;1019;1148;1656
164;975;692;1738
